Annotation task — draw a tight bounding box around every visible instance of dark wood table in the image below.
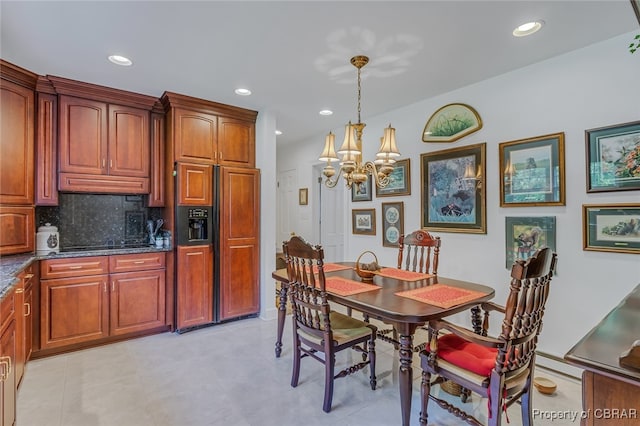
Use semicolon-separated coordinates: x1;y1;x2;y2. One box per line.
565;283;640;426
272;262;495;426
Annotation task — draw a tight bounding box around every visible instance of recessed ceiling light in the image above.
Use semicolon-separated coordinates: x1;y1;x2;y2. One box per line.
235;88;251;96
108;55;132;66
319;109;333;116
513;20;544;37
275;130;282;135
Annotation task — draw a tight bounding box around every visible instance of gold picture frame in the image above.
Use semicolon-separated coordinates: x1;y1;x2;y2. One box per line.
422;103;483;143
499;132;565;207
298;188;308;205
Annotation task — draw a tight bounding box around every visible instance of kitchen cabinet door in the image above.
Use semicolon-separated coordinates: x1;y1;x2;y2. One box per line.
176;245;213;330
58;95;108;175
0;206;34;256
110;269;166;336
0;78;34;205
177;162;212;206
173;107;217;164
108;104;149;177
35;92;58;205
217;117;255;168
40;275;109;350
219;167;260;320
0;289;16;426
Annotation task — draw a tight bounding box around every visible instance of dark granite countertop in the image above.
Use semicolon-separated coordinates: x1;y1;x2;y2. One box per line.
0;246;172;299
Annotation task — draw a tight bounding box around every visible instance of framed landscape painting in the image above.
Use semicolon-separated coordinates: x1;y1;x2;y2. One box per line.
376;158;411;197
505;216;556;269
422;103;482;143
583;204;640;254
420;143;486;233
585;120;640;193
499;132;565;207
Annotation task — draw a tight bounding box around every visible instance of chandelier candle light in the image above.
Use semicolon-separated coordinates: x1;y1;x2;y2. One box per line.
319;55;400;189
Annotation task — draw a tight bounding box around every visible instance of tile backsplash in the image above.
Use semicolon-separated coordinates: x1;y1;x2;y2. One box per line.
36;193;163;249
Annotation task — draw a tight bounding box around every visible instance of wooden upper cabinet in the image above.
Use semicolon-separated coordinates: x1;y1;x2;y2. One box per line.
108;104;149;177
59;95;150;177
58;95;108;175
162;91;257;167
173;107;217;163
177;162;212;206
35;91;58;205
0;79;34;205
218;117;255;168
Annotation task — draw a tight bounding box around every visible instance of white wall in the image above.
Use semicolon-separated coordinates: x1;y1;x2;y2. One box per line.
275;32;640;365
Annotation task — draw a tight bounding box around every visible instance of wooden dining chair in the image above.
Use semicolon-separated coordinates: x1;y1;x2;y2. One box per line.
397;229;441;275
375;229;442;349
419;247;557;426
282;235;377;413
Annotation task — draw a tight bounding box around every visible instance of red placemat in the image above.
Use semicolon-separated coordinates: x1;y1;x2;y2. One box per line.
395;284;487;308
324;276;381;296
311;263;352;274
377;267;433;282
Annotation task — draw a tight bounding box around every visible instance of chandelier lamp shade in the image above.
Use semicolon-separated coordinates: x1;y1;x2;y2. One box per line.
319;55;400;189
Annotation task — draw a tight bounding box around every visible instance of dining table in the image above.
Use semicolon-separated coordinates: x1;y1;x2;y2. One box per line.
271;261;495;426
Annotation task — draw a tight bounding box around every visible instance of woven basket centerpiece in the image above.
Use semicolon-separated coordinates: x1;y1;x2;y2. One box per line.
355;251;381;282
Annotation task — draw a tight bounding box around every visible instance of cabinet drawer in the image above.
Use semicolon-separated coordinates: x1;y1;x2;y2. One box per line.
109;252;166;273
40;256;108;279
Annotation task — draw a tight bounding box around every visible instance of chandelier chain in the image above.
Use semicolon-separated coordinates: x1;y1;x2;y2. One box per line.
357;65;362;124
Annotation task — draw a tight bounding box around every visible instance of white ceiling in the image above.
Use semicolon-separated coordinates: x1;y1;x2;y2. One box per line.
1;1;638;146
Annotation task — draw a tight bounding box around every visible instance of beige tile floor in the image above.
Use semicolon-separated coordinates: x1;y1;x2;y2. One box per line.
18;315;583;426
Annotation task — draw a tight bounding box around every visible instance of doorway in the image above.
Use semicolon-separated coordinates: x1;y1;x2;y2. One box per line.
312;164;344;262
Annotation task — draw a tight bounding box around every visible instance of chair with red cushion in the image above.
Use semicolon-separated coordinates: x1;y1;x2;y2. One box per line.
419;247;557;426
283;235;377;413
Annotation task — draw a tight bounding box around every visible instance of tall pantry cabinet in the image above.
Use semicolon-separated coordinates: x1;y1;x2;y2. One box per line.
161;92;260;329
0;61;37;255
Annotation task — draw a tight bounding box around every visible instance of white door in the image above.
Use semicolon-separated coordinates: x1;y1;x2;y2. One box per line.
313;165;344;262
277;169;296;251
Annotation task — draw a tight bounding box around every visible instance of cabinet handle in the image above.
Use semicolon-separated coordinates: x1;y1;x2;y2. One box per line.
133;260;145;264
219;151;222;160
15;288;24;294
24;273;34;280
69;265;83;270
213;151;217;160
102;158;106;168
0;356;11;382
110;159;113;168
112;281;115;292
24;302;31;317
104;283;107;293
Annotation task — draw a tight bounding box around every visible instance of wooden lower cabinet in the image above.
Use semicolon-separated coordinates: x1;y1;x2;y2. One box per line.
110;269;165;336
41;275;110;349
0;289;16;426
176;245;213;330
39;253;166;353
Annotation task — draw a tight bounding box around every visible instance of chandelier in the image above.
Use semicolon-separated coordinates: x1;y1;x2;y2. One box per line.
319;55;400;189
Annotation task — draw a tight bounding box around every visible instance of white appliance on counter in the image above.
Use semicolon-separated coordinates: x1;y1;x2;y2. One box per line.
36;223;60;255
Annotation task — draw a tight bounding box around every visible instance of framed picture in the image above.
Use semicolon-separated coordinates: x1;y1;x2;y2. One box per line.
298;188;308;205
351;178;372;202
352;208;376;235
585;120;640;193
422;103;483;143
499;132;565;207
382;202;404;247
505;216;556;269
376;158;411;197
583;204;640;254
420;142;486;234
